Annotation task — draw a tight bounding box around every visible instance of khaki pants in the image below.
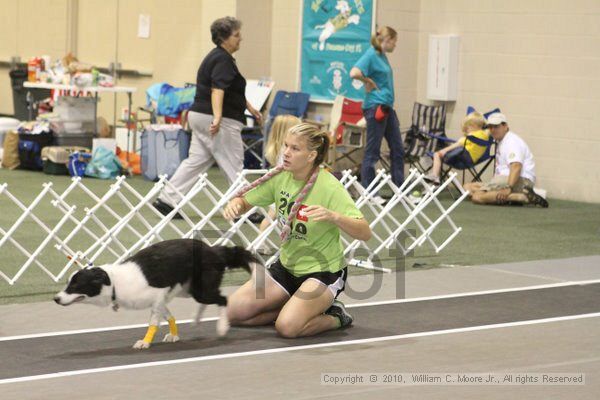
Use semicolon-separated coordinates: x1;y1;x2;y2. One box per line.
159;111;244;205
480;175;534;193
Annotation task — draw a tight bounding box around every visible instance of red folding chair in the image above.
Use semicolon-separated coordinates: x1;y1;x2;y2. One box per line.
328;96;366;171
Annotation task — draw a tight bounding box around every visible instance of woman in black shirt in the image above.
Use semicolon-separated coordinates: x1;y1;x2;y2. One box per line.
154;16;262;217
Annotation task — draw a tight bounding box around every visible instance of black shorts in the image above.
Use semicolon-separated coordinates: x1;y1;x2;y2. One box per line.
266;259;347;298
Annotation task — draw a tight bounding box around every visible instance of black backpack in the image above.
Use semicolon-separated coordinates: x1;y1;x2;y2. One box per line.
18;131;54;170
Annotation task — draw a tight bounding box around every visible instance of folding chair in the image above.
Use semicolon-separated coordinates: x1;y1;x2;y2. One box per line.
401;102;447;172
467;105;501;120
440;134;496;187
241;127;265;169
326;96;366;173
438;106;500;186
239;80;275;169
268;91;310;119
242;90;310;168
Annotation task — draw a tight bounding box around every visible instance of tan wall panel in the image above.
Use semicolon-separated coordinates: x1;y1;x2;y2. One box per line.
0;0;19;115
151;0;204;86
416;0;600;202
0;0;69;116
0;0;18;58
87;0;203;126
200;0;237;56
16;0;69;61
76;0;118;123
269;0;301;96
77;0;118;65
112;0;157;120
236;0;272;81
376;0;421;129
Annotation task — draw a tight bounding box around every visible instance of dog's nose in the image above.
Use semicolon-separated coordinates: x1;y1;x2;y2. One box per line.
53;296;61;304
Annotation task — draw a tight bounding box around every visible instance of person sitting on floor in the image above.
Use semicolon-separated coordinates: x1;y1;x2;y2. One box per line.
424;111;490;185
463;112;548;207
224;123;371;337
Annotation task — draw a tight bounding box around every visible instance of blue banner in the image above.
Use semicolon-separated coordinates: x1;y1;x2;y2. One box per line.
301;0;374;101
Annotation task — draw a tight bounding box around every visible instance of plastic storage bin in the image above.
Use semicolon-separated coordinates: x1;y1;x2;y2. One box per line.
53;132;93;149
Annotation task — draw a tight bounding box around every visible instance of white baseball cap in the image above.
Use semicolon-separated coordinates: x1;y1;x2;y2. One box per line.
486;112;507;125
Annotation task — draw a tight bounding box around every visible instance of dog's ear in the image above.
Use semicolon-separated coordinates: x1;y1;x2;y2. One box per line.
90;268;111;286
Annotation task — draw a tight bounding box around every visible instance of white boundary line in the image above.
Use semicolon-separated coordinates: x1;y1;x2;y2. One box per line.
1;312;600;385
480;265;568;283
0;317;218;342
345;278;600;309
2;278;600;342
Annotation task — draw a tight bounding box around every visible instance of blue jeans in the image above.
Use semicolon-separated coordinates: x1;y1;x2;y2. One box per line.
361;106;405;188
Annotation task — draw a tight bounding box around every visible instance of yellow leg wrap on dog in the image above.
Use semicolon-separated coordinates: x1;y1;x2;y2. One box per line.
143;325;158;343
168;317;178;336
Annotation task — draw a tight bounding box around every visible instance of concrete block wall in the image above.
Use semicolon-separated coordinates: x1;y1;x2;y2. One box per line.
416;0;600;202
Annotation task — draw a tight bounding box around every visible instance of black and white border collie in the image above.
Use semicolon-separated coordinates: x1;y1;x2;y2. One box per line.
54;239;257;349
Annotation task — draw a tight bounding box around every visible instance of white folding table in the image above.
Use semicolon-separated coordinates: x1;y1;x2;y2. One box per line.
23;82;137;150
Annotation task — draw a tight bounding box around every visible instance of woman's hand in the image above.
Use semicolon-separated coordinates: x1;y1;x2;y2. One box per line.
364;78;379;93
247;104;263;126
303;205;338;223
350;67;378;93
223;197;246;220
304;205;371;241
209;117;221;135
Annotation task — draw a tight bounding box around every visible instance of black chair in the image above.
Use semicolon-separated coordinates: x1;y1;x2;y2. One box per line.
401;102;447;173
440;134;496;190
439;106;501;184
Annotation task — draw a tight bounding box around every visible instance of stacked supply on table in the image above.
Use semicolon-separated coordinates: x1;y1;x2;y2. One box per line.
50;96;95;148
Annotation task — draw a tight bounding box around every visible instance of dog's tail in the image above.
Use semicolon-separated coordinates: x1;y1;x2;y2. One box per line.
218;245;260;273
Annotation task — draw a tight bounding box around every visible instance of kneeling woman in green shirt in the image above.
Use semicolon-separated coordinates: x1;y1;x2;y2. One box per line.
223;123;371;338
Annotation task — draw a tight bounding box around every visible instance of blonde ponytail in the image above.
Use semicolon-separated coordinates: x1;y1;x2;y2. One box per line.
371;26;397;53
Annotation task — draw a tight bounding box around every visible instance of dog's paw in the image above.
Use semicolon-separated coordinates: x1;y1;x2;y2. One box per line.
133;340;151;350
216;317;230;337
162;334;180;343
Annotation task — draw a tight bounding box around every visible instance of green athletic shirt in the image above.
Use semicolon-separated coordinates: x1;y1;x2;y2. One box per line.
244;168;363;276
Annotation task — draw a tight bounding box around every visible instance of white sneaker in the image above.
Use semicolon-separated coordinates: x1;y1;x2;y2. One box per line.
423;174;440;185
533;187;547;199
368;195;387;205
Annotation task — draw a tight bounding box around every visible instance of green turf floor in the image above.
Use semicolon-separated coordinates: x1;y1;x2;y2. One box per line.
1;167;599;305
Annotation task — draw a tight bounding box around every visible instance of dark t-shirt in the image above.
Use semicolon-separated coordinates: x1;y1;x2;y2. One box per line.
190;46;247;124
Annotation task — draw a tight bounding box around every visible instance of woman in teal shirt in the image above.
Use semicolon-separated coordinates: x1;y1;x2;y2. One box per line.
350;26;404;194
223;123;371;338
